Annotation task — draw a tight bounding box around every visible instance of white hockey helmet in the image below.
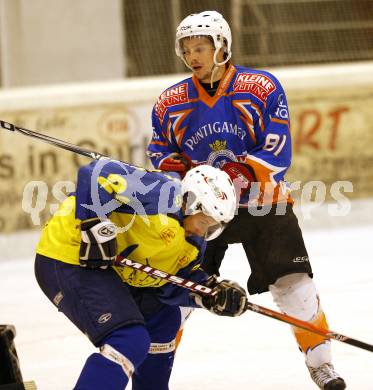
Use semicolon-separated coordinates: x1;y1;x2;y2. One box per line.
181;165;237;240
175;10;232;67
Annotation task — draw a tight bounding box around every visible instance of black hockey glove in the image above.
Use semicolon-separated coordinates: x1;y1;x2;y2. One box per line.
79;218;117;269
192;275;247;317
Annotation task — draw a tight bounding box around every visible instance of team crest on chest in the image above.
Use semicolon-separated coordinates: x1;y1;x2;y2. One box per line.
209;140;227;152
206;148;238;168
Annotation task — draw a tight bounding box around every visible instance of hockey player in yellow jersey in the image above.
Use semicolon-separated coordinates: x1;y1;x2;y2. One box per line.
35;159;247;390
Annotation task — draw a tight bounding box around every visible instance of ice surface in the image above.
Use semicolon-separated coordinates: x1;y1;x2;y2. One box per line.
0;202;372;389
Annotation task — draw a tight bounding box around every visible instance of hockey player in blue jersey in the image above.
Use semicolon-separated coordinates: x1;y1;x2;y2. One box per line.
147;10;346;390
34;159;247;390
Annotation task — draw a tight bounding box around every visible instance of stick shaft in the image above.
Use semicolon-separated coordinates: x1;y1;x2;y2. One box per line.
116;257;373;353
245;302;373;352
0;119;107;160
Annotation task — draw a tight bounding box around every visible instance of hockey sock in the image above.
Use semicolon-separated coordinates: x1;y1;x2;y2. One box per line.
293;309;332;367
293;308;330;352
73;324;150;390
293;310;328;353
269;273;332;365
132;352;176;390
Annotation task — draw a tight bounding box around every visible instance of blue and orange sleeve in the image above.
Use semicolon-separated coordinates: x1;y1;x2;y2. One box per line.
147;107;180;169
245;79;292;188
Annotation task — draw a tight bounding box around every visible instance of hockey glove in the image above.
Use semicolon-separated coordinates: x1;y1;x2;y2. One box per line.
192;275;247;317
222;162;256;197
79;218;117;269
159;153;191;177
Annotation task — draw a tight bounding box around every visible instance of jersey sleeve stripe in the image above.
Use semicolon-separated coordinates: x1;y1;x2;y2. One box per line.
270;117;289;126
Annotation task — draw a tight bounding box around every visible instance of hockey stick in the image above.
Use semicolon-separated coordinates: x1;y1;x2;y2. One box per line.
2;119;372;353
115;257;213;294
0;119;109;161
116;257;373;353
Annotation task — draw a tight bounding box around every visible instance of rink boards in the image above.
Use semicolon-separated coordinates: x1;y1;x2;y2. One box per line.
0;62;372;233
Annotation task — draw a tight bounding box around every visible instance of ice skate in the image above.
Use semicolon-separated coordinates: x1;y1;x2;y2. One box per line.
307;362;346;389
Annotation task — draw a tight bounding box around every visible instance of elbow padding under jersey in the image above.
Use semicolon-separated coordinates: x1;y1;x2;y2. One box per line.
269;273;319;321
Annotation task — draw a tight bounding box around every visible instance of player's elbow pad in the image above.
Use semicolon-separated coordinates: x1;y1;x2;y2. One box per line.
222;162;256;196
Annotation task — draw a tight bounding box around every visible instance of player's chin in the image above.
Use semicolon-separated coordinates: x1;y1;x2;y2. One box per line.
196;73;211;83
193;68;208;80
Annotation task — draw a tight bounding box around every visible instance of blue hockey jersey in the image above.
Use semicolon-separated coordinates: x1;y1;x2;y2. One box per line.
147;64;293;205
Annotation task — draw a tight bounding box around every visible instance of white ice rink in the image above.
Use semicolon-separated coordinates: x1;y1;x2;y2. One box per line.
0;200;372;389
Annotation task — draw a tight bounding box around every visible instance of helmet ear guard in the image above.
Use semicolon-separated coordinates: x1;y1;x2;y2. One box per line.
183;191;202;216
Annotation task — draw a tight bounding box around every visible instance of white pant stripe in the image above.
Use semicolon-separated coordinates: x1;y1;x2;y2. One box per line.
148;340;176;354
100;344;135;378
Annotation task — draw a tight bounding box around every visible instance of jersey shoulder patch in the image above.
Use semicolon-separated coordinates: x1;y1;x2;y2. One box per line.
233;70;277;103
155;80;190;122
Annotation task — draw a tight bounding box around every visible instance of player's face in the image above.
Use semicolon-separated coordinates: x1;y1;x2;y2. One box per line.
183;212;220;239
181;36;225;83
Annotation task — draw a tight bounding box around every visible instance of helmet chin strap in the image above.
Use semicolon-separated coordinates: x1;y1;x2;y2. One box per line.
210;47;230;87
181;56;193;71
213;45;231;66
210;65;219;88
